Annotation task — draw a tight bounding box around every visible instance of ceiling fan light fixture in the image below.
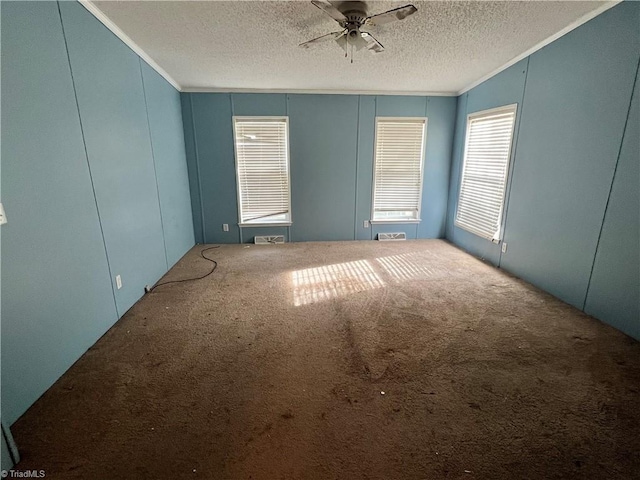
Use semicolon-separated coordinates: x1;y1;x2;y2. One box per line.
351;29;368;51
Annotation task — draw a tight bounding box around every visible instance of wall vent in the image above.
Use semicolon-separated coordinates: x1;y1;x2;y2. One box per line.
378;232;407;241
254;235;285;245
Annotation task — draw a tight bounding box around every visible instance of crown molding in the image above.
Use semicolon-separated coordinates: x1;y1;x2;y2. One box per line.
457;1;621;95
181;87;457;96
79;0;182;91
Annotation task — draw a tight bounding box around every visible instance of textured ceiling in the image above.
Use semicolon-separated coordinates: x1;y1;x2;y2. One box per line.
91;0;612;94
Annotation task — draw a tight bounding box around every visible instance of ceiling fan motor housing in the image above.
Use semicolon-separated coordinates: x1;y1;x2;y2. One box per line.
343;11;367;40
343;11;367;29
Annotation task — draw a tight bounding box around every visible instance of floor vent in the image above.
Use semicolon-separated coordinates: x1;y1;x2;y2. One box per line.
378;232;407;241
254;235;285;245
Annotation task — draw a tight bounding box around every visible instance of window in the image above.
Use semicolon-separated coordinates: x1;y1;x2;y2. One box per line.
233;117;291;225
371;117;427;223
455;104;517;241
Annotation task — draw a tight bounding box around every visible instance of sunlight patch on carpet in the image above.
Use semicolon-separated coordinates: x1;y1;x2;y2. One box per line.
375;253;445;282
291;260;384;306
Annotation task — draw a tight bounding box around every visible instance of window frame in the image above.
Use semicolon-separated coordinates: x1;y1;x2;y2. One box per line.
232;116;293;227
454;104;518;242
370;116;428;225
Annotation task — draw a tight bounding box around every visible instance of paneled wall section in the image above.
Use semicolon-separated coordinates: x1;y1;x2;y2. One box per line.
1;1;194;425
181;93;457;244
446;3;640;339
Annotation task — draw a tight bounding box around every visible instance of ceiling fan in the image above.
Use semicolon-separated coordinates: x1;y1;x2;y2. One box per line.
300;1;418;62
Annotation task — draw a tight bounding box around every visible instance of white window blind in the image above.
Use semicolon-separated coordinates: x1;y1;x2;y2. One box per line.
455;105;517;241
372;118;427;222
233;117;291;225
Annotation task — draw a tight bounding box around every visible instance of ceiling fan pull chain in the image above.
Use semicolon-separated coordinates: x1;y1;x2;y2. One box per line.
345;31;348;58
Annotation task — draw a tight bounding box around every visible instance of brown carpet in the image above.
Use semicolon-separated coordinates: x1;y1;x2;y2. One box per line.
11;240;640;479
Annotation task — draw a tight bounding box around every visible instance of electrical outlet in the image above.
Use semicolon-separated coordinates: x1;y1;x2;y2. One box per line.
223;223;229;232
115;275;122;290
363;220;370;228
501;242;508;253
0;203;7;226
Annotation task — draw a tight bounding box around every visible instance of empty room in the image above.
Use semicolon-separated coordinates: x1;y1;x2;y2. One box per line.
1;0;639;478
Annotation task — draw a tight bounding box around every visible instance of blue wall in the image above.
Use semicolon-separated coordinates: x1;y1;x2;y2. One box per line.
447;2;640;338
585;65;639;339
1;1;194;425
181;93;457;244
59;1;168;316
289;94;359;241
141;62;195;268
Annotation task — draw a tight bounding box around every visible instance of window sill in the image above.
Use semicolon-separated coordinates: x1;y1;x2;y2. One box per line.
369;219;421;225
239;222;292;228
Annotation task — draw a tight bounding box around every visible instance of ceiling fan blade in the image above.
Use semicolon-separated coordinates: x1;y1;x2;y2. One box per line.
335;33;347;52
361;32;385;53
311;0;347;23
365;4;417;26
299;30;345;48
